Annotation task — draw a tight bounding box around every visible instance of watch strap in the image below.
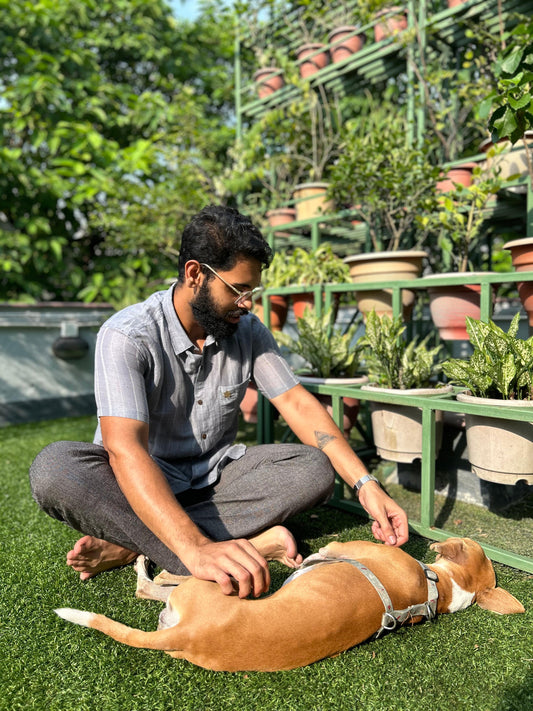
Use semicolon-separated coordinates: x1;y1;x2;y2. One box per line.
353;474;379;492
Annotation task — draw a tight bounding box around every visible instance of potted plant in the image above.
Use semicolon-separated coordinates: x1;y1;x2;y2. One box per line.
442;313;533;485
359;310;452;463
328;107;441;319
287;1;330;79
289;84;343;221
285;243;350;318
485;15;533;326
423;164;506;340
275;306;366;438
327;2;365;64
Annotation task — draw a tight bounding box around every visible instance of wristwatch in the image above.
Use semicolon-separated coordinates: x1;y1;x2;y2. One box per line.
353;474;380;493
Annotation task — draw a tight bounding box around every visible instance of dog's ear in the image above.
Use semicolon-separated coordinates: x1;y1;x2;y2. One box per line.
476;587;525;615
430;538;467;563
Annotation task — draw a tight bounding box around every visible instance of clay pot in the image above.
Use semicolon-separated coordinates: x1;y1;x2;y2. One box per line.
373;7;407;43
292;182;334;221
327;26;365;63
253;67;284;99
361;384;454;463
436;162;476;193
504;237;533;328
296;43;329;79
266;207;296;238
457;392;533;485
344;250;426;321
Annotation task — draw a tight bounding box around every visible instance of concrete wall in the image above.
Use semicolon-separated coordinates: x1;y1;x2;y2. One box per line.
0;303;113;426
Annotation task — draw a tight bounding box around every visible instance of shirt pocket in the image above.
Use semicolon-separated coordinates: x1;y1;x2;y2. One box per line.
218;378;250;408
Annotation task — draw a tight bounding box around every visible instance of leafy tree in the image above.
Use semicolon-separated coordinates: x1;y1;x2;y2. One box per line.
0;0;236;306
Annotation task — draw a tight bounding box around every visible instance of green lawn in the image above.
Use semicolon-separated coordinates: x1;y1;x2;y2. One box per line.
0;416;531;711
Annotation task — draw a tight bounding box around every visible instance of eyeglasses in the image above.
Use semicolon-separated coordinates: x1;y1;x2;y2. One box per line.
200;263;264;306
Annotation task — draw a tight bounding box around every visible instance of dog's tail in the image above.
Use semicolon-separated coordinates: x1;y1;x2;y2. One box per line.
55;608;180;651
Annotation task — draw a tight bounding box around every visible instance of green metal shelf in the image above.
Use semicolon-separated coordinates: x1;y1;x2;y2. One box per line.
257;271;533;572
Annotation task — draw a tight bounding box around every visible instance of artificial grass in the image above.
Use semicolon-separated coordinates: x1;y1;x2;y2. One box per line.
0;416;531;711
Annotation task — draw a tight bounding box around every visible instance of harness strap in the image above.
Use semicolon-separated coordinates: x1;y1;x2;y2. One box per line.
282;555;439;639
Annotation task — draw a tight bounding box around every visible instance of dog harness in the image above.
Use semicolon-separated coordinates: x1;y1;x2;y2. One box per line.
282;556;439;638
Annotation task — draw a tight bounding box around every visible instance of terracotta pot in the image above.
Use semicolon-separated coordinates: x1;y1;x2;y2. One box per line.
504;237;533;328
373;7;407;43
296;43;329;79
436;162;476;193
343;250;426;320
425;273;492;340
292;292;315;320
299;375;368;439
266;207;296;238
254;294;289;332
253;67;284;99
447;0;467;7
327;26;365;63
457;391;533;485
361;383;453;463
292;182;334;221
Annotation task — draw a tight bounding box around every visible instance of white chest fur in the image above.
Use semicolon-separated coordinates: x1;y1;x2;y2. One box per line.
448;578;475;613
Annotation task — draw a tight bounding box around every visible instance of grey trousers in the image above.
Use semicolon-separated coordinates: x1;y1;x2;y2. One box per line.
29;441;335;574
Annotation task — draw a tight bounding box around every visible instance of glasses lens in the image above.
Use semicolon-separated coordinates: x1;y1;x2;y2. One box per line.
235;287;263;305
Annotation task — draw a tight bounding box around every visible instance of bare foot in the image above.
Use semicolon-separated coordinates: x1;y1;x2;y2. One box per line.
249;525;303;569
66;535;137;581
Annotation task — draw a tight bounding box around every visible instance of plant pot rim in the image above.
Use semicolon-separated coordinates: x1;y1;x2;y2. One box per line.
422;270;494;280
328;25;363;38
253;66;282;78
299;374;369;386
361;383;453;396
480;130;533;151
456;391;533;408
296;42;327;52
504;237;533;250
293;181;330;190
344;250;427;265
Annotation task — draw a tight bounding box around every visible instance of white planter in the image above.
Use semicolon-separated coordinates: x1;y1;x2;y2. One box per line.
361;383;453;463
456;392;533;485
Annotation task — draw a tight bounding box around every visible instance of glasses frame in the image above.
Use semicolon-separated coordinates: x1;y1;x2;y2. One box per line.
199;263;263;306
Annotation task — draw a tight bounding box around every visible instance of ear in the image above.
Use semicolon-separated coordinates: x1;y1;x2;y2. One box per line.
430;538;466;562
184;260;203;287
476;587;525;615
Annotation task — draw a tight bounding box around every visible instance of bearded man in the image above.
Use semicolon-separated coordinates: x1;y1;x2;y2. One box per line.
30;205;408;598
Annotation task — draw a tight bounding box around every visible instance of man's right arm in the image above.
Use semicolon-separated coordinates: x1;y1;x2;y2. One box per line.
100;415;270;598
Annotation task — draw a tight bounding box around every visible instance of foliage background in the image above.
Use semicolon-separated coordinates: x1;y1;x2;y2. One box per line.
0;0;236;307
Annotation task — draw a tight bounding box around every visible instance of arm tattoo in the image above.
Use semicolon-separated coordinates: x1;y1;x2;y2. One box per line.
315;430;337;450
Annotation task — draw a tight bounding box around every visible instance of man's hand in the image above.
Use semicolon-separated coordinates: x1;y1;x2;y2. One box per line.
358;482;409;547
182;538;271;598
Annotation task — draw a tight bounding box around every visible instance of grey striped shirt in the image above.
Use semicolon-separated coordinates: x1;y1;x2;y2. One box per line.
93;284;298;493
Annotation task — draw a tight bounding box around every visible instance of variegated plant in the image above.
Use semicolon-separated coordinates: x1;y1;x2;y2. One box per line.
360;310;442;389
275;307;362;378
442;313;533;400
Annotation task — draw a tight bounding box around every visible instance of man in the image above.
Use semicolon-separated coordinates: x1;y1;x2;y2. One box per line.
30;205;408;599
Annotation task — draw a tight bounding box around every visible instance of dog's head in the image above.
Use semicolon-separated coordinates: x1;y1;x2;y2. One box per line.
430;538;524;614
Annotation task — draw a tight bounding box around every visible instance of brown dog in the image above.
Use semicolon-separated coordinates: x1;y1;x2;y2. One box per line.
55;537;524;672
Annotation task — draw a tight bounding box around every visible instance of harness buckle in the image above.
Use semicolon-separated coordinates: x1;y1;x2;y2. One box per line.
381;611;398;631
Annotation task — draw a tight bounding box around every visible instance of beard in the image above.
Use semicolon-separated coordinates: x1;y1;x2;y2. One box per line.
191;279;248;340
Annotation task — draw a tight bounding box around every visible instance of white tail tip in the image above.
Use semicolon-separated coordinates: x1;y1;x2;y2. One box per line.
55;607;94;628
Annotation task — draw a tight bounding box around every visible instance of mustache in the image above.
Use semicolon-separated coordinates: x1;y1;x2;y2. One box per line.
227;307;249;318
